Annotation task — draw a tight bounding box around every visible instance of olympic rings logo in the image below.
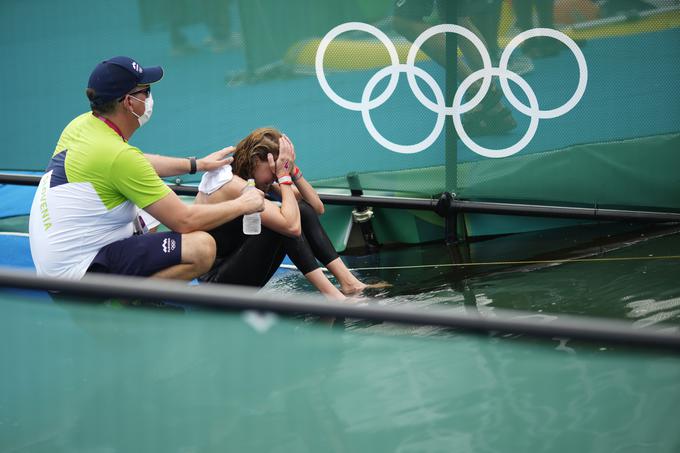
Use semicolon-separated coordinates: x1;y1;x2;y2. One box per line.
315;22;588;158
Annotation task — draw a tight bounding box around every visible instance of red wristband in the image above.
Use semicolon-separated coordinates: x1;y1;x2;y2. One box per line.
292;167;302;181
278;175;293;185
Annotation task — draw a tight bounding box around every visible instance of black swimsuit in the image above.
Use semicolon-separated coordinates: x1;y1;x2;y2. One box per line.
199;199;339;287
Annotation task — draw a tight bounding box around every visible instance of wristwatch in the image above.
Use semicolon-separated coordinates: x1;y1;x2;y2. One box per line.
187;156;197;174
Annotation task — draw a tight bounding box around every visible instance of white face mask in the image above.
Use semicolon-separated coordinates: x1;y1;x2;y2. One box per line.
129;93;154;127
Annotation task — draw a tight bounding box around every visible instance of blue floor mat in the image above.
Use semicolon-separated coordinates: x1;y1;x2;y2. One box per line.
0;184;37;218
0;234;34;269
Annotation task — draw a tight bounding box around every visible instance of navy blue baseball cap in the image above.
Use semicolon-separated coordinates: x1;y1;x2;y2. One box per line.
87;56;163;106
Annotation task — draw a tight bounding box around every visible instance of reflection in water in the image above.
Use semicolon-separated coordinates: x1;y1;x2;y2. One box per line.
631;309;680;329
264;223;680;333
627;297;680;317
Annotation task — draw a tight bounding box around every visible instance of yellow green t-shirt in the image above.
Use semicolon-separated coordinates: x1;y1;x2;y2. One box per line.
28;112;171;279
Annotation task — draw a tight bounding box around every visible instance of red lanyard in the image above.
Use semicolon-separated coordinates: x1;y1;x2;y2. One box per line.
95;114;126;142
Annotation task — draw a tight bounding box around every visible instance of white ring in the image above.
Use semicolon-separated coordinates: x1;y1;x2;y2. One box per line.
406;23;493;115
315;22;400;111
498;28;588;119
361;64;446;154
315;23;588;158
453;68;540;159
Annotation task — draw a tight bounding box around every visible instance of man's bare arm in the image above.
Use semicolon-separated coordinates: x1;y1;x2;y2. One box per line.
144;189;263;233
145;147;235;177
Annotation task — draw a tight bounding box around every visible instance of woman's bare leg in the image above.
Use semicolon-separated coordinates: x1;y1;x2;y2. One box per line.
303;268;347;300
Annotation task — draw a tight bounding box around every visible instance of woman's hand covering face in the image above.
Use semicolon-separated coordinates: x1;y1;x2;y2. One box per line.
273;134;296;178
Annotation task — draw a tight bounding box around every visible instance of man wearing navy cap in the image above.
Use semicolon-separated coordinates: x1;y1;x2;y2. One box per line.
28;56;264;281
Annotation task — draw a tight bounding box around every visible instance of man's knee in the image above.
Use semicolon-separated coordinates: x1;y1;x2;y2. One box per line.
182;231;216;273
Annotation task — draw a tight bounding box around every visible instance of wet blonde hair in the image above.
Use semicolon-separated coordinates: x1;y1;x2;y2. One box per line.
231;127;282;180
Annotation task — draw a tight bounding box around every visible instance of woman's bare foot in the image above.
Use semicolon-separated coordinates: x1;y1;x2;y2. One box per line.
340;282;366;296
324;258;391;295
340;281;392;296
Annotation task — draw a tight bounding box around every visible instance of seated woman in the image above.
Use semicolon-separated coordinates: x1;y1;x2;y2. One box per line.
195;127;383;300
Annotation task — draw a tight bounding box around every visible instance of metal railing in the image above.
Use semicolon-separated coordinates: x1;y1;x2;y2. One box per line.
1;267;679;352
3;172;680;223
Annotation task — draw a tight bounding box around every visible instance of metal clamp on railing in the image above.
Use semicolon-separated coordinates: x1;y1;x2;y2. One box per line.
435;192;461;244
347;172;380;253
351;207;374;224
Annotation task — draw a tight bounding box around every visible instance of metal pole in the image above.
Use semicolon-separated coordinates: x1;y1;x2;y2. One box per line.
1;267;679;351
443;0;458;194
2;173;679;223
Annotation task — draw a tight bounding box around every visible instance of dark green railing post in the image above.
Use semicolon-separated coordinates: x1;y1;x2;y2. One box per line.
443;0;458;195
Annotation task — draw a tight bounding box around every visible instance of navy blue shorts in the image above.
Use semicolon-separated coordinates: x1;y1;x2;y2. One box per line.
87;232;182;277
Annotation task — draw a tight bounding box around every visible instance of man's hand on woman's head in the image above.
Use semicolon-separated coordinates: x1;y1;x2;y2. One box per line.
198;146;235;172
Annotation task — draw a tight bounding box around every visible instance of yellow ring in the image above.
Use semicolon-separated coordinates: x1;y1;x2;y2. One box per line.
285;38;430;71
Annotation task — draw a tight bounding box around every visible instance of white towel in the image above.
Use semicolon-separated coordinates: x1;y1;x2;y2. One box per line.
132;207;160;234
138;208;160;230
198;165;234;195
